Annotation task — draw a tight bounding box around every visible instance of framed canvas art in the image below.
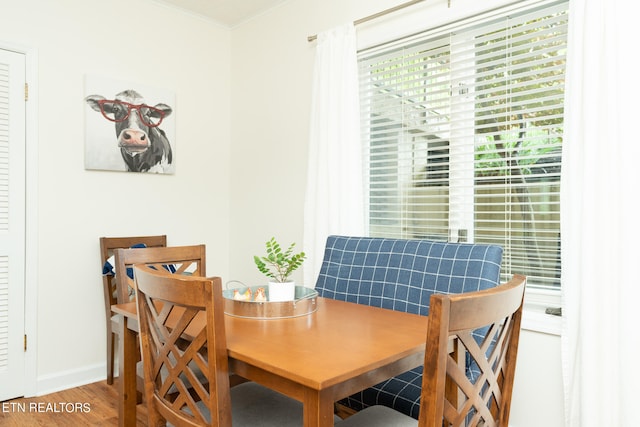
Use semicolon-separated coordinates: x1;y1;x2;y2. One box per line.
84;75;176;174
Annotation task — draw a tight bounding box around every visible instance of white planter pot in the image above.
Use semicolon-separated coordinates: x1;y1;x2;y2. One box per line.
268;281;295;302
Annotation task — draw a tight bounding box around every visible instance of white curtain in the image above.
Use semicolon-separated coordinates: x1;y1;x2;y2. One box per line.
561;1;640;426
303;23;365;288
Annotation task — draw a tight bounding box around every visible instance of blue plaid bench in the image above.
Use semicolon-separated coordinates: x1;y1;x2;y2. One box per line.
314;235;503;419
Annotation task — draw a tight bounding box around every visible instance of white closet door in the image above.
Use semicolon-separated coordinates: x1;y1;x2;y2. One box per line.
0;48;26;401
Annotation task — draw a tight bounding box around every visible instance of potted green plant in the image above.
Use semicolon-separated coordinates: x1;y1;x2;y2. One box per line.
254;237;306;302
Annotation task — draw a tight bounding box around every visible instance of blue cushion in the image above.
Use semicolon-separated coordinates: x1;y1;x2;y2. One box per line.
341;366;424;419
314;235;503;419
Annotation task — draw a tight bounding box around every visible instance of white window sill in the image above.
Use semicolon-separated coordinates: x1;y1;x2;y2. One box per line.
521;288;562;336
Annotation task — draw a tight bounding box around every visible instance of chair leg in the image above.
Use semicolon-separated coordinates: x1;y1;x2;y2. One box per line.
107;331;115;385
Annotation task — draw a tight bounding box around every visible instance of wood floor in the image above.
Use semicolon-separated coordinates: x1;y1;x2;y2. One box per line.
0;379;148;426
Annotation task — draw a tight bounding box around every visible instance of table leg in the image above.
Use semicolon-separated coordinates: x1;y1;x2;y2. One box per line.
118;315;138;427
303;388;335;427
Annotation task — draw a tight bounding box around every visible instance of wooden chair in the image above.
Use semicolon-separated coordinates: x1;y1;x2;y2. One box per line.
113;244;208;399
335;274;526;427
99;235;167;385
133;264;304;427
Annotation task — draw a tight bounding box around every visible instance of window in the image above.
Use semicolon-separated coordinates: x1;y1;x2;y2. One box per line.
359;0;568;292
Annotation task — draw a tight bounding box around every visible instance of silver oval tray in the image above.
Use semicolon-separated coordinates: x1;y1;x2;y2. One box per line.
222;285;318;319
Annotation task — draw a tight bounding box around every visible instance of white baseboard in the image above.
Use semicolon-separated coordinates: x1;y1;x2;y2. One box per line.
35;362;107;397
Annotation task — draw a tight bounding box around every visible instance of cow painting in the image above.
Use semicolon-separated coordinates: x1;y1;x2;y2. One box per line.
85;90;173;173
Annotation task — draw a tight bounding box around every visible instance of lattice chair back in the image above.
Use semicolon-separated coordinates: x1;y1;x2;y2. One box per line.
134;264;232;426
421;274;526;427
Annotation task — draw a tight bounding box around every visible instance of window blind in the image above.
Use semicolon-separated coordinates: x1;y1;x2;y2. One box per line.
359;0;568;290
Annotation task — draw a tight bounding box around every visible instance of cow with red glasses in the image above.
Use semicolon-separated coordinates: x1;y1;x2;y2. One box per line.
85;90;173;173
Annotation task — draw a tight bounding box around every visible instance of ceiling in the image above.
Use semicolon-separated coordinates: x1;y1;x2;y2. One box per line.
153;0;289;28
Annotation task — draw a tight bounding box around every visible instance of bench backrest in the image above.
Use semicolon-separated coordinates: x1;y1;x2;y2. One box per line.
315;235;503;316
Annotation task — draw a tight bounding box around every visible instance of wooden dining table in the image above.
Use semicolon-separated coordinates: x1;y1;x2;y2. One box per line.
112;296;429;427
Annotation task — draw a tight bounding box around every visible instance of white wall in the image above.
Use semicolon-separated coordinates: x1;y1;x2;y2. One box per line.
229;1;564;426
0;0;232;393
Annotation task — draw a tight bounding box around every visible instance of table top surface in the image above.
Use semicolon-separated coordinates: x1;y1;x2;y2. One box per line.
113;296;429;391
